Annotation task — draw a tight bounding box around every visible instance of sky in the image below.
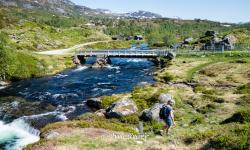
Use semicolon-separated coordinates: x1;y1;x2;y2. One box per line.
71;0;250;23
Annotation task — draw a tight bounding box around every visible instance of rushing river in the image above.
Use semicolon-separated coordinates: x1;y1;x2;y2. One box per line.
0;57;156;149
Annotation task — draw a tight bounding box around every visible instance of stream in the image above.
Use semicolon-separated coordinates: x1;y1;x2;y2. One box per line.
0;56;156;150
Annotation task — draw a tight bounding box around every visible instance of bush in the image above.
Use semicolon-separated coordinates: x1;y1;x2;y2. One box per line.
210;124;250;150
236;95;250;106
190;115;205;125
119;114;139;125
162;72;175;82
230;59;248;64
197;103;217;114
221;108;250;124
143;120;165;134
100;96;119;109
184;129;215;144
235;83;250;94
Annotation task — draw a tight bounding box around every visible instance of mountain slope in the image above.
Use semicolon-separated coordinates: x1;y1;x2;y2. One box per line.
0;0;162;18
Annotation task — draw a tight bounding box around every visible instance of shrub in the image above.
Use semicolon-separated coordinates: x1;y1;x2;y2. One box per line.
210;124;250;150
119;114;139;125
143;120;165;134
162;72;175;82
197;103;217;114
221;108;250;124
190;115;205;125
230;59;248;64
236;95;250;106
101;96;119;109
184;129;215;145
235;83;250;94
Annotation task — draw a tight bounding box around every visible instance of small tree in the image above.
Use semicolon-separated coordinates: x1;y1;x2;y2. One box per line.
162;33;176;47
146;31;162;46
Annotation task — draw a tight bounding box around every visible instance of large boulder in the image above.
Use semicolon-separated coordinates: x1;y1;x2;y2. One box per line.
86;98;102;110
106;97;138;118
140;103;163;121
158;93;173;104
205;30;217;37
184;37;194;44
92;57;110;68
222;35;237;50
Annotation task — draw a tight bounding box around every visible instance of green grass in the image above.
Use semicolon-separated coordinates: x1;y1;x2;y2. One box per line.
101;96;120;109
42;113;138;135
162;72;175;82
235;83;250;94
210;123;250;150
186;61;214;81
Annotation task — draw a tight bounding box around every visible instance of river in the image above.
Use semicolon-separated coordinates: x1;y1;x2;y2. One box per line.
0;57;156;150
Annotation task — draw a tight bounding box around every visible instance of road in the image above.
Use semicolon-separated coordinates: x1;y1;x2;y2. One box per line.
35;40;111;55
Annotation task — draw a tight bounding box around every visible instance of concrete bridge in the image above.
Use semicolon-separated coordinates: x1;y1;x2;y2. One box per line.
73;49;175;67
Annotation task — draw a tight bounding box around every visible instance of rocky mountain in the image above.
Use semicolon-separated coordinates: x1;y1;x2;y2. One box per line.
0;0;162;19
122;10;162;19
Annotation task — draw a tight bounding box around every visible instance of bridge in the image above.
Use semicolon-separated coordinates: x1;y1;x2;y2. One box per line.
73;49;175;67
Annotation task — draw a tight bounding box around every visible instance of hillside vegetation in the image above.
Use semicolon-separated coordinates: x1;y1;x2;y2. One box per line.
27;52;250;150
0;7;110;80
1;6;250;80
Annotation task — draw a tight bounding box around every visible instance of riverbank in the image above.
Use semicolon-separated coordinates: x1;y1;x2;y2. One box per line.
25;51;250;150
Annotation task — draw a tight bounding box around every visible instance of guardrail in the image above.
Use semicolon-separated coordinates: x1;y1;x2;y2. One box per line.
76;49;170;57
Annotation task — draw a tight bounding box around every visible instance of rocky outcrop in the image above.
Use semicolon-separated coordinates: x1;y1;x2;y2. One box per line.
86;98;102;110
92;57;111;68
158;93;173;104
140;93;174;121
184;37;194;44
106;97;138;118
140;103;163;121
201;31;237;50
0;98;56;122
205;30;217;37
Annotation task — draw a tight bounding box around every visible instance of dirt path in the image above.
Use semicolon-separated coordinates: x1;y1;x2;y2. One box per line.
35;40;111;55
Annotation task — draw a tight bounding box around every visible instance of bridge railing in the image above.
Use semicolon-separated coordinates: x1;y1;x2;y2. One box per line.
76;49;170;57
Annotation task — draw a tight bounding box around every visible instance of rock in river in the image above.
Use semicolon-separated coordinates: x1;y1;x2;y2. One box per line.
86;98;102;110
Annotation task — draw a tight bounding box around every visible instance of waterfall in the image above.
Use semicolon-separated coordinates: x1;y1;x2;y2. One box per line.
0;119;40;150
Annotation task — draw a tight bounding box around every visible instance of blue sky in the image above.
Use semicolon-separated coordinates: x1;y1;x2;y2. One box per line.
71;0;250;23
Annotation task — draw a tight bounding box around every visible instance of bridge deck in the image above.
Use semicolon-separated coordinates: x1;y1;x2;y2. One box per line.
76;49;170;58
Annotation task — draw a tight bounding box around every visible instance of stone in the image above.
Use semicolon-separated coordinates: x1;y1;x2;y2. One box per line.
95;109;106;117
205;30;217;36
44;131;60;140
106;97;138;118
36;44;44;50
222;35;237;50
92;57;110;68
0;81;9;86
184;37;194;44
140;103;164;121
158;93;173;104
86;98;102;110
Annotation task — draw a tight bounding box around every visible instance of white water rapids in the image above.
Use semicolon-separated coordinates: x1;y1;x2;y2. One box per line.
0;119;40;150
